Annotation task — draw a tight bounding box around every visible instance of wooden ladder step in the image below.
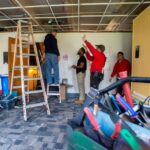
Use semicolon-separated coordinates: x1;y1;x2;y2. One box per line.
26;102;46;109
16;53;36;57
47;84;60;86
17;44;29;48
24;77;41;81
21;31;32;34
25;90;44;94
22;41;33;45
13;76;28;79
13;85;28;89
20;20;31;25
14;66;39;69
13;76;41;80
21;35;28;38
47;93;60;96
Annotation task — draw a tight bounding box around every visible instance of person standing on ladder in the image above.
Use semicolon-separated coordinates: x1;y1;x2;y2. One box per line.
44;30;60;84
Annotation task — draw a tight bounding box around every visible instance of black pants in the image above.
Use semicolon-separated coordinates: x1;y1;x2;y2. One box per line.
116;78;124;96
90;72;104;89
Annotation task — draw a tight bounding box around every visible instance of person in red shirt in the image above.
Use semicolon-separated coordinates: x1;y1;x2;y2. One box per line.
82;35;106;89
110;51;131;94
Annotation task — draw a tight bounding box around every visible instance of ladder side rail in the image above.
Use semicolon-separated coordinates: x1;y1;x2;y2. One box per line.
10;25;19;93
30;24;50;115
26;25;30;102
19;20;28;121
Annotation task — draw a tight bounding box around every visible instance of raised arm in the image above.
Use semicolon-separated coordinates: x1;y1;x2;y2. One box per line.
82;44;94;61
85;51;94;61
82;35;97;56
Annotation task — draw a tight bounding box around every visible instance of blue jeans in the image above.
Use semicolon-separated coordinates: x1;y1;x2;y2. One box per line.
41;63;47;86
41;63;47;80
45;53;59;84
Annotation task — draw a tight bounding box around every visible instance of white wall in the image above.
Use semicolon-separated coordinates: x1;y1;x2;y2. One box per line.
0;32;132;93
0;32;16;74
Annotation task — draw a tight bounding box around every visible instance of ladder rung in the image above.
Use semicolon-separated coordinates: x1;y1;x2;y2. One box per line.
24;77;41;81
22;31;32;34
20;20;31;24
22;35;28;38
23;53;36;56
47;84;60;87
14;66;39;69
16;55;28;58
47;93;60;96
22;41;33;45
16;53;36;57
25;90;44;94
13;85;27;89
26;102;46;109
23;66;39;69
13;76;28;79
22;40;28;43
14;66;20;69
17;45;29;48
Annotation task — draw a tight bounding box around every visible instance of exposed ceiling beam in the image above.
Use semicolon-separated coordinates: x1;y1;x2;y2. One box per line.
0;10;16;31
96;0;112;31
0;1;150;10
45;0;62;31
4;24;75;28
0;11;17;25
80;2;150;6
81;23;121;26
63;29;132;32
4;23;125;29
14;0;46;33
0;29;131;33
115;0;145;31
0;1;148;33
0;14;137;21
64;0;76;31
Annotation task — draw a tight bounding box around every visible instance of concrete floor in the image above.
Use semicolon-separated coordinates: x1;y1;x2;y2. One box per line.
0;96;80;150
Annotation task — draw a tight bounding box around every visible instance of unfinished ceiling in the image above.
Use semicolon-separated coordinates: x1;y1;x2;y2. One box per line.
0;0;149;33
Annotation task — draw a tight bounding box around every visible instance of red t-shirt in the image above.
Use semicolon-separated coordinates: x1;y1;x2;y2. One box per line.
85;41;106;73
111;59;131;77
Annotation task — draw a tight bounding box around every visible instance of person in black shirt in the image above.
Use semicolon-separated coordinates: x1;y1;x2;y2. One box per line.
72;47;87;105
44;30;60;84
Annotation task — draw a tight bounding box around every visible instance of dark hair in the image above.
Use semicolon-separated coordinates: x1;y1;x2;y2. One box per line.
96;45;105;52
117;51;124;56
81;47;85;54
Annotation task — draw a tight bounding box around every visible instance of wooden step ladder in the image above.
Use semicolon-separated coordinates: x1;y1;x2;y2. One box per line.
10;20;50;121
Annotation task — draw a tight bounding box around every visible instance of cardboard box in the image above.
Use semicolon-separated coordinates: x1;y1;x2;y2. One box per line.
60;84;67;100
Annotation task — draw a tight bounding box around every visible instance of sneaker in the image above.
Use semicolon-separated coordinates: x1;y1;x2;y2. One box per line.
75;99;84;105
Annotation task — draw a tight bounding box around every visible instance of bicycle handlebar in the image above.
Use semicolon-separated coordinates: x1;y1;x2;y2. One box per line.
98;77;150;95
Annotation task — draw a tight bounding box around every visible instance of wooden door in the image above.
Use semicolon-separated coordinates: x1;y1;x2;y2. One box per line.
8;37;29;95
